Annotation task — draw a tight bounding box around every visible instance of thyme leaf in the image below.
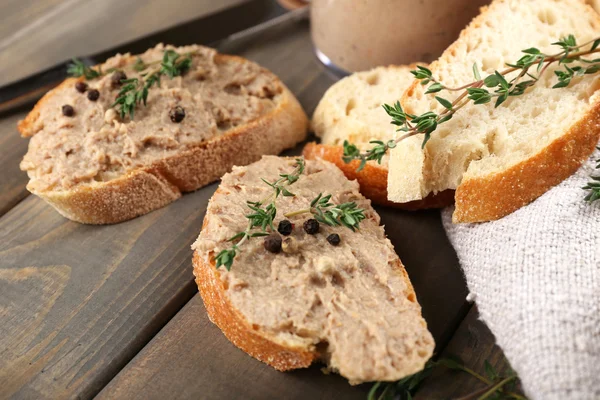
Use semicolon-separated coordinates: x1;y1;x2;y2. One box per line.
111;50;192;120
368;355;526;400
67;58;102;80
214;159;305;271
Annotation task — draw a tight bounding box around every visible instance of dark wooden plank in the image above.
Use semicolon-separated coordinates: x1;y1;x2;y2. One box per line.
0;0;247;86
0;112;30;216
0;186;212;399
414;306;525;399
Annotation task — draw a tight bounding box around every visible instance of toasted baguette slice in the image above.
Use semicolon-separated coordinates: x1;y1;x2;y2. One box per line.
390;0;600;222
19;44;307;224
302;142;455;209
192;156;434;383
307;65;454;209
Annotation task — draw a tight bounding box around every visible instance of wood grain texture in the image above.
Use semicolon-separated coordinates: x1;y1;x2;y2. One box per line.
414;306;525;399
0;185;212;399
0;0;248;86
0;112;30;217
0;0;66;43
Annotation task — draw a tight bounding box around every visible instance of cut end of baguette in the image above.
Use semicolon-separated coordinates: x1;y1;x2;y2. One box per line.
312;65;422;148
309;64;456;210
193;156;434;383
303;142;455;210
390;0;600;222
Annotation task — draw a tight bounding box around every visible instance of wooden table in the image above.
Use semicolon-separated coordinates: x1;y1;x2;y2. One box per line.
0;1;523;399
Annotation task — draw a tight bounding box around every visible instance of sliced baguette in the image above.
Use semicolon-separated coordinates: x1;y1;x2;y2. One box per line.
19;44;308;224
306;65;456;209
192;156;434;383
302;142;455;209
390;0;600;222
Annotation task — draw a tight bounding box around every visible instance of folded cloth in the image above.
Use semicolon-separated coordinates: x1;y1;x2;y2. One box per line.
442;148;600;400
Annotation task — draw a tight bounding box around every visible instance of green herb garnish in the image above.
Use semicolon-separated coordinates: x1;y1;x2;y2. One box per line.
284;193;366;231
68;50;194;120
67;58;102;80
214;159;367;270
215;159;305;271
583;148;600;202
342;34;600;201
111;50;192;119
368;356;526;400
133;57;147;72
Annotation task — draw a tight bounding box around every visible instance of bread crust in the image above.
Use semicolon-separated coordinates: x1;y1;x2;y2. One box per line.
400;0;600;222
192;191;431;374
454;102;600;222
18;54;308;224
302;142;455;210
193;247;317;371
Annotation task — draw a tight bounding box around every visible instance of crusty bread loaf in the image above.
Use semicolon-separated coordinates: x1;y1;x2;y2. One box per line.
192;156;434;383
307;65;453;209
390;0;600;222
302;142;455;209
18;44;308;224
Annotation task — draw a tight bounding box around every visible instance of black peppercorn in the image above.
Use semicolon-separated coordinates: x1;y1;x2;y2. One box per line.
327;233;341;246
169;106;185;123
277;220;293;236
111;71;127;87
263;234;282;254
303;219;319;235
87;89;100;101
62;104;75;117
75;81;88;93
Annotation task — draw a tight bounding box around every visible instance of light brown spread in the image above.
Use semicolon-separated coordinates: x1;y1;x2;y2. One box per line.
20;44;282;192
193;157;433;383
310;0;490;72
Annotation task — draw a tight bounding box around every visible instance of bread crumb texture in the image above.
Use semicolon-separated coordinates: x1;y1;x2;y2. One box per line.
390;0;600;222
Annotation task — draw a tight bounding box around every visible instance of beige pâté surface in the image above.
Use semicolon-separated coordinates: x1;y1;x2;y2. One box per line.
1;1;515;399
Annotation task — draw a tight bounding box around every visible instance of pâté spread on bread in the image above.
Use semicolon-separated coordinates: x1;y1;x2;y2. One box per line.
20;44;281;191
192;156;434;383
18;44;308;223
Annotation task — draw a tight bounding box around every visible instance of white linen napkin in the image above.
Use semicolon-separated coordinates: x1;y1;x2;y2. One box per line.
442;148;600;400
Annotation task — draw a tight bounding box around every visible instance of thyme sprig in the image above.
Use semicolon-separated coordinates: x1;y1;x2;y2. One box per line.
68;50;193;120
67;58;102;80
342;34;600;197
583;148;600;201
368;356;526;400
214;159;368;270
215;159;306;271
284;193;366;231
112;50;192;119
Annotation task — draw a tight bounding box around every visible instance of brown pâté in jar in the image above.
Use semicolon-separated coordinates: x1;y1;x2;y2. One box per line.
311;0;491;73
